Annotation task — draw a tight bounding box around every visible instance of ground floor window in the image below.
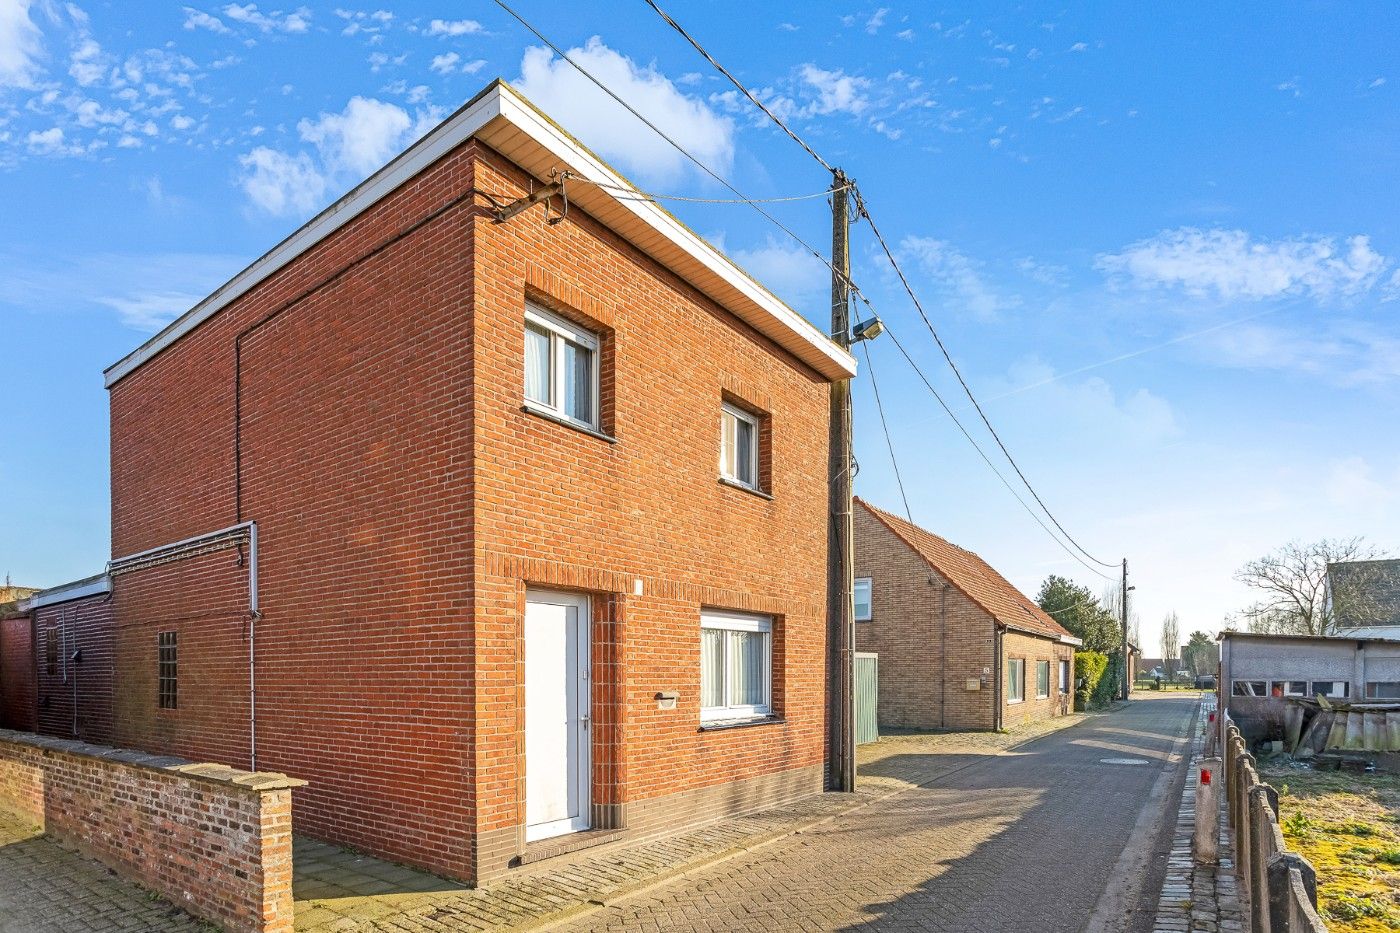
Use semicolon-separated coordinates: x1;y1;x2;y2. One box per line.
1366;681;1400;700
158;631;178;710
1232;680;1266;697
1035;660;1050;699
701;610;772;722
1006;658;1025;703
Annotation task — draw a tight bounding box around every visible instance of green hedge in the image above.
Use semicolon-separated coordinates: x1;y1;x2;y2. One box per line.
1074;651;1108;711
1093;653;1123;709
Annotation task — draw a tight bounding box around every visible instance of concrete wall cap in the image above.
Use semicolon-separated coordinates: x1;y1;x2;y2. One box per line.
0;729;308;793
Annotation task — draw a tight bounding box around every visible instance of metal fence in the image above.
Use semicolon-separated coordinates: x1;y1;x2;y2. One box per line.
1221;711;1329;933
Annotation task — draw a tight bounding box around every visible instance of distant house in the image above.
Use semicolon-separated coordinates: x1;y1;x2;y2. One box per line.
1327;558;1400;639
853;499;1081;731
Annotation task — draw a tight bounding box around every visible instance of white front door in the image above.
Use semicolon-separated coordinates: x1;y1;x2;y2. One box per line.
524;590;591;842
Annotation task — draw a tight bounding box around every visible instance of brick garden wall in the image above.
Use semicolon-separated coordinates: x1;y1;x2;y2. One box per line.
33;594;115;744
108;127;832;884
0;729;304;933
0;615;36;731
854;506;997;731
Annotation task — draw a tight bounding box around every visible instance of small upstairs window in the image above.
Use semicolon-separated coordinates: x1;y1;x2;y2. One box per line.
719;402;760;491
524;304;599;430
854;577;872;622
158;631;178;710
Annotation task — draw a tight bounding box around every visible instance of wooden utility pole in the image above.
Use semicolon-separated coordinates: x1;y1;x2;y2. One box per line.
828;169;855;792
1120;558;1130;700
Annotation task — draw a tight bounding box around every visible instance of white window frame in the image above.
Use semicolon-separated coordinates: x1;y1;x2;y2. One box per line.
1006;658;1025;704
854;577;872;622
524;303;600;430
700;610;772;723
1311;680;1349;698
1279;680;1308;698
719;402;761;491
1059;659;1071;694
1035;660;1050;699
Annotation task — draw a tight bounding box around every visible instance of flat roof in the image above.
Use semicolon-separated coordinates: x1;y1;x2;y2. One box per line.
23;573;111;610
105;79;857;388
1219;629;1400;648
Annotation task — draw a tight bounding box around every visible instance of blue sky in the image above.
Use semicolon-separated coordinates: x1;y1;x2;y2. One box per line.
2;2;1398;655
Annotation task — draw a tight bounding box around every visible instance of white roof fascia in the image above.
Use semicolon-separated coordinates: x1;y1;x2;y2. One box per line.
104;81;856;388
25;575;111;610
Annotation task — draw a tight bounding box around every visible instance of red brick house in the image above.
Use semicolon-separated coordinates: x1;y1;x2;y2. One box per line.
99;79;856;883
853;499;1080;731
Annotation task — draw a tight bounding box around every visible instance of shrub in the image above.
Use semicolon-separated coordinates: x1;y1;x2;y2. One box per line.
1074;651;1108;711
1092;653;1124;709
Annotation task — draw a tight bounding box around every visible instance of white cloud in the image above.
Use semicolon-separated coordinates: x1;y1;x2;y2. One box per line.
429;51;458;75
26;126;67;152
1069;41;1087;52
0;0;44;89
1369;76;1386;89
1324;456;1394;509
1098;228;1390;301
238;147;326;215
182;7;231;35
239;96;440;215
170;114;194;130
67;37;103;85
728;235;828;310
900;235;1017;320
865;8;888;33
798;63;870;115
335;8;392;37
426;18;481;37
996;359;1180;445
514;37;734;182
461;58;486;75
221;3;310;34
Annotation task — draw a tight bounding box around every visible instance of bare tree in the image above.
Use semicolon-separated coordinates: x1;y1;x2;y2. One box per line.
1161;612;1180;679
1232;538;1391;637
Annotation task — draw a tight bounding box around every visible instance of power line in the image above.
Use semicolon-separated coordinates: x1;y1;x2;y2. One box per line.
882;322;1113;582
627;0;1116;573
563;174;847;204
638;0;835;175
858;341;912;524
489;0;860;298
854;189;1119;570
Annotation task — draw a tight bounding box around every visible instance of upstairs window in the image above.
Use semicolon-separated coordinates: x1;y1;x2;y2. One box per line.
158;631;178;710
524;304;599;430
719;402;760;491
854;578;872;621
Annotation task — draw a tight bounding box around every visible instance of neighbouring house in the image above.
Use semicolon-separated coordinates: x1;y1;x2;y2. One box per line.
852;498;1081;731
1125;641;1139;694
98;79;856;884
1327;558;1400;639
0;575;114;737
1219;629;1400;741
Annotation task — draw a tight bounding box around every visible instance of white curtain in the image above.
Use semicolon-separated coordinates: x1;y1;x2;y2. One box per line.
525;325;551;405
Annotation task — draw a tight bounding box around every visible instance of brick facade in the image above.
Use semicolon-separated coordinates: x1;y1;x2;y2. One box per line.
0;728;303;933
853;500;1076;731
33;593;116;744
104;85;842;883
0;615;36;731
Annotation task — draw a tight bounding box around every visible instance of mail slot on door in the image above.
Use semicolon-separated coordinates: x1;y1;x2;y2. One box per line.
655;691;680;710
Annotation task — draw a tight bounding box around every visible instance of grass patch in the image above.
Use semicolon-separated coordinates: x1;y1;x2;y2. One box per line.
1260;761;1400;933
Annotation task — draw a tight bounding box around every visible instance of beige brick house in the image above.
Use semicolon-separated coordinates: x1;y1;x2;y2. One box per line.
854;499;1081;731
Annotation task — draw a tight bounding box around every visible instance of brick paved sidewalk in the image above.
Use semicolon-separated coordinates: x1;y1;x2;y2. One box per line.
1151;697;1243;933
0;809;205;933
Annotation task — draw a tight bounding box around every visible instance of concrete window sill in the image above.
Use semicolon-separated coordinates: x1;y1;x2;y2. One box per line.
521;404;617;444
717;477;774;501
698;716;785;733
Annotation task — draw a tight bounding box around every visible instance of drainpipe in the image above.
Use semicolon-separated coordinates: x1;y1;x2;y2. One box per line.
247;521;260;771
993;623;1004;731
938;582;949;729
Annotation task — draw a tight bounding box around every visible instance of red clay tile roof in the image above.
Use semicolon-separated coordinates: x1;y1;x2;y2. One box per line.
857;498;1077;642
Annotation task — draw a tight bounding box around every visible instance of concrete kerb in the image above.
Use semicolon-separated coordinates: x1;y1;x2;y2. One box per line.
524;707;1123;933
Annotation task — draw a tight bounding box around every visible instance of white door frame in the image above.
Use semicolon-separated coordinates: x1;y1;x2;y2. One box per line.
524;588;592;842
